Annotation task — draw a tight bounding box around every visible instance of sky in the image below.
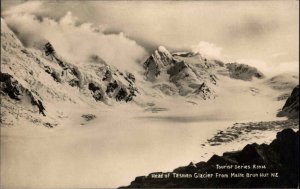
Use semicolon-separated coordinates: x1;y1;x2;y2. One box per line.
1;0;299;75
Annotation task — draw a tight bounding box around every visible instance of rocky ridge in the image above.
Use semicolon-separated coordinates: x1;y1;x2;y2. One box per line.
121;128;299;188
0;18;287;127
206;119;299;146
277;85;299;119
226;63;264;81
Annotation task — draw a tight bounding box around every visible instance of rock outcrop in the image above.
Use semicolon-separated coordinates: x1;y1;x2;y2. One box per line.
143;46;174;81
277;85;299;119
0;73;46;116
226;63;264;81
121;128;299;188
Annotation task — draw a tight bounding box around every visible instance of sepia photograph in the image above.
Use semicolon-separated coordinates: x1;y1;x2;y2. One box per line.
0;0;299;188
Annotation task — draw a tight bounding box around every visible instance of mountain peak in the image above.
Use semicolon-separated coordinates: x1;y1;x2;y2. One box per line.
143;46;175;81
157;46;168;53
154;45;172;60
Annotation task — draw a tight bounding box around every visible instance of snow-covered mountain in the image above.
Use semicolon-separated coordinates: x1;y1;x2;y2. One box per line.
1;18;298;128
142;45;266;99
143;46;219;98
1;18;138;127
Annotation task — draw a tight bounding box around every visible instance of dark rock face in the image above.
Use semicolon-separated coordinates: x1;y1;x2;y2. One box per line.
121;128;299;188
43;122;57;128
167;61;188;77
193;82;214;100
172;52;198;58
88;83;104;101
42;42;83;87
81;114;96;121
126;73;136;83
106;81;119;94
143;46;174;81
226;63;264;81
0;73;22;100
29;94;46;116
68;79;79;87
102;70;112;81
206;119;299;146
43;42;67;68
143;56;162;81
44;42;55;56
116;88;128;101
278;85;299;119
1;73;46;116
43;65;62;83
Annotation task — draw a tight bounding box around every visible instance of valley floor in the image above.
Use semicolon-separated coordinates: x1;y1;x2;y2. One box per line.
1;93;298;188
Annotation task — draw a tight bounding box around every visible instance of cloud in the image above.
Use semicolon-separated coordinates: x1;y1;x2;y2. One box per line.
2;1;45;16
271;52;288;58
235;59;299;77
270;61;299;75
192;41;223;60
2;1;298;78
3;2;148;73
227;16;278;40
190;41;298;77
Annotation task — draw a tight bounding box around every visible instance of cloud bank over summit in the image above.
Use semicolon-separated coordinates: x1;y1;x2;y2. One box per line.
1;1;299;76
2;1;147;72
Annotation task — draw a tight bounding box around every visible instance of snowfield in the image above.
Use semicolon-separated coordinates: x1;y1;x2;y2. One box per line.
1;92;294;188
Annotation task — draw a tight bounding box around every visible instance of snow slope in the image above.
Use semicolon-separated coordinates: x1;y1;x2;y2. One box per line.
1;18;139;127
264;72;299;100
